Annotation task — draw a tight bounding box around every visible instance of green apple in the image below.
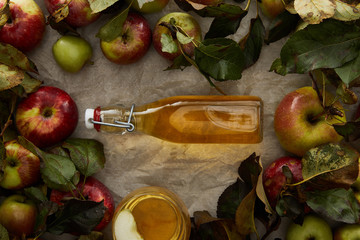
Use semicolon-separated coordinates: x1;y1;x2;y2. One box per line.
334;224;360;240
0;195;38;237
286;215;333;240
126;0;169;14
52;35;93;73
153;12;202;61
0;140;40;190
274;86;346;156
258;0;286;19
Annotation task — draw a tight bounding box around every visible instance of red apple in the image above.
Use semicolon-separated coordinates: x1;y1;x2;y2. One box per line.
258;0;286;19
126;0;170;13
50;176;115;231
274;86;346;156
263;156;303;208
0;194;38;237
0;140;40;190
44;0;101;28
153;12;202;61
0;0;45;52
15;86;78;148
100;12;152;65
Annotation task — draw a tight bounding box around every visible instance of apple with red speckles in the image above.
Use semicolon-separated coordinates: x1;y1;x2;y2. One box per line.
274;86;346;156
15;86;78;148
50;176;115;231
0;140;40;190
153;12;202;61
263;156;303;208
44;0;101;28
100;12;152;65
0;0;45;52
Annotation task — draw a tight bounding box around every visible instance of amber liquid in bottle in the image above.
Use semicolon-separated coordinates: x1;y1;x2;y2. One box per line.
87;95;263;143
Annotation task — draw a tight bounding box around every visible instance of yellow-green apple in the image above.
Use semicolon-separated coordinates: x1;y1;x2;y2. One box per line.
0;140;40;190
258;0;286;19
126;0;170;14
0;194;38;237
100;12;151;65
44;0;101;28
49;176;115;231
334;224;360;240
52;35;93;73
153;12;202;61
286;215;333;240
15;86;78;148
0;0;45;52
274;86;346;156
263;156;303;208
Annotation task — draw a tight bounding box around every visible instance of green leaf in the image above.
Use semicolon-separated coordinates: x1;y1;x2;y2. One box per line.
176;31;193;45
193;211;245;240
78;231;104;240
47;199;106;235
217;178;249;219
96;6;129;42
196;3;247;39
62;138;106;177
275;196;304;219
0;224;9;240
301;143;360;184
239;17;265;69
88;0;119;13
276;19;360;74
306;188;360;224
235;187;258;237
333;121;360;141
195;38;245;81
335;53;360;86
270;58;288;75
0;63;24;91
18;136;77;191
165;55;192;70
0;0;10;27
20;73;42;94
234;153;263;237
0;42;38;73
265;11;300;44
24;186;48;203
161;33;178;54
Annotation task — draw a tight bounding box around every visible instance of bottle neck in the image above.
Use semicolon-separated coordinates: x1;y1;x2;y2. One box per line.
92;105;136;133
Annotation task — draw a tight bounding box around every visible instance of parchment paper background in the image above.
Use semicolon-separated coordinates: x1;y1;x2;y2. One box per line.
29;0;358;239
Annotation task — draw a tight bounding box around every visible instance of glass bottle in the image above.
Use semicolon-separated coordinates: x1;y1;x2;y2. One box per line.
112;186;191;240
85;95;263;143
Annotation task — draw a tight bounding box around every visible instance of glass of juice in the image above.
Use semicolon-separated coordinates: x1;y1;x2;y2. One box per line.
112;186;191;240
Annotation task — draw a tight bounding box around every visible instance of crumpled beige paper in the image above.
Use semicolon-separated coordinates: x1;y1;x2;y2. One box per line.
31;0;358;239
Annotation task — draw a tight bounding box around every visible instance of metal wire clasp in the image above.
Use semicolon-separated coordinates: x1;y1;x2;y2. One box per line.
90;104;135;132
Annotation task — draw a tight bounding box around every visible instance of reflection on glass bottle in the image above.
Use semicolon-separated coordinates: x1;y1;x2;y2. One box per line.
85;95;263;143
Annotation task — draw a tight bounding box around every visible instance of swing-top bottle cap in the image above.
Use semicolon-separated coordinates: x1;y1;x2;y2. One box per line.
85;108;95;129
